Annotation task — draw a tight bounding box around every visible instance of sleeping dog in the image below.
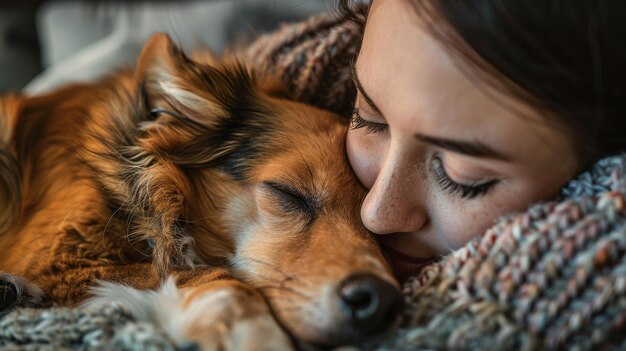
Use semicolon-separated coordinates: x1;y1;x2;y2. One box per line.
0;34;401;349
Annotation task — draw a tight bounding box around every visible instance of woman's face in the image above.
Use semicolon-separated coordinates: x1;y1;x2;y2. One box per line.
346;0;578;281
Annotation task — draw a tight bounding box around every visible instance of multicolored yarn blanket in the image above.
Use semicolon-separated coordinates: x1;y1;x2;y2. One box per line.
2;11;625;351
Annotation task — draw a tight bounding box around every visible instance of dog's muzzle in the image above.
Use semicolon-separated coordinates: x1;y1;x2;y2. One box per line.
338;273;403;335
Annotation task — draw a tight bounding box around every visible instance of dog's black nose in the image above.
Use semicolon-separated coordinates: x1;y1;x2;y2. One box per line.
338;274;403;333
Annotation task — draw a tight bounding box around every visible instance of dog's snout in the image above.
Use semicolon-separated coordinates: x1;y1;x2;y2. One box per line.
338;274;403;334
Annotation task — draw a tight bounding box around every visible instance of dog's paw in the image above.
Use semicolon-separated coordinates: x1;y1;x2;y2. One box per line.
86;277;293;351
0;272;44;315
183;306;294;351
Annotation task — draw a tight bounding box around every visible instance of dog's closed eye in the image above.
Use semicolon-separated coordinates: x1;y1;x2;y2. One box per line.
263;181;317;223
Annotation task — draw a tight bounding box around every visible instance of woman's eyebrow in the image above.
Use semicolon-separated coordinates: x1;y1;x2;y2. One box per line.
415;133;511;161
350;62;383;115
350;61;510;161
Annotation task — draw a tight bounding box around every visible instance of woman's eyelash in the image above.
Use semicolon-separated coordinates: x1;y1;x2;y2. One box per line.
431;156;497;199
350;108;388;134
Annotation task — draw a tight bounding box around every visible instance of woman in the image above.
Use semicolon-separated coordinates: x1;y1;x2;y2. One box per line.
343;0;626;282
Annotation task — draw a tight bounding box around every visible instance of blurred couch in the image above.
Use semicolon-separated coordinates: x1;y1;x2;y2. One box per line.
0;8;41;92
0;0;332;94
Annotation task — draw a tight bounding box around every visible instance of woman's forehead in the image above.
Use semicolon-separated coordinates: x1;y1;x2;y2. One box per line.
357;0;575;166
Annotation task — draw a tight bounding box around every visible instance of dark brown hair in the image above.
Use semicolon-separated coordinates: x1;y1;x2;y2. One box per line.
339;0;626;167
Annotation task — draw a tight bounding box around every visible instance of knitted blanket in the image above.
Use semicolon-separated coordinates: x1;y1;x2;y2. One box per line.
2;12;625;351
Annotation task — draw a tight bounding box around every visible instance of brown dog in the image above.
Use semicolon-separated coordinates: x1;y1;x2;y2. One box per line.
0;34;401;349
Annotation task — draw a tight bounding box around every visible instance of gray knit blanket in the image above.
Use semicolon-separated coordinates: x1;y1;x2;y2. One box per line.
1;153;625;350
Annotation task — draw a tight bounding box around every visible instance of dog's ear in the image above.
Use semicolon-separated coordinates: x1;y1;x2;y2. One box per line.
137;33;248;129
134;33;273;172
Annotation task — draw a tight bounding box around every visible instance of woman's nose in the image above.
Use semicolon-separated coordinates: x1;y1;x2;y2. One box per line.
360;156;428;235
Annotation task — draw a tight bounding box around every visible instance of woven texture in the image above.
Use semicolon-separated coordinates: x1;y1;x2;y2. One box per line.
2;10;626;351
243;11;362;117
0;304;174;351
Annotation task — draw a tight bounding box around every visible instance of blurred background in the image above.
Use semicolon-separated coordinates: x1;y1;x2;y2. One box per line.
0;0;333;95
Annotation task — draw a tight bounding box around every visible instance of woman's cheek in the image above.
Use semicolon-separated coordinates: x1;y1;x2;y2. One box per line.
346;129;386;189
428;189;494;250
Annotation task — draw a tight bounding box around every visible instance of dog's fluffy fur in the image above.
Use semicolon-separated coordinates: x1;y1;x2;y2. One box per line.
0;34;396;348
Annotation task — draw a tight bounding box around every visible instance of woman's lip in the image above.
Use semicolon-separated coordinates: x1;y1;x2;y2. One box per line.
379;241;433;264
378;241;434;283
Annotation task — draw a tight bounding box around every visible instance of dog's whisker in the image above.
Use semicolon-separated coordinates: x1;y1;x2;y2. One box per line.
250;273;285;285
229;258;300;286
177;213;215;224
102;205;124;239
292;142;316;188
256;285;312;300
275;306;305;314
234;256;308;285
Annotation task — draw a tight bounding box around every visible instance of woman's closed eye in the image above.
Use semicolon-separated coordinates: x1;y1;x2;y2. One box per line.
430;155;498;199
350;108;388;134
